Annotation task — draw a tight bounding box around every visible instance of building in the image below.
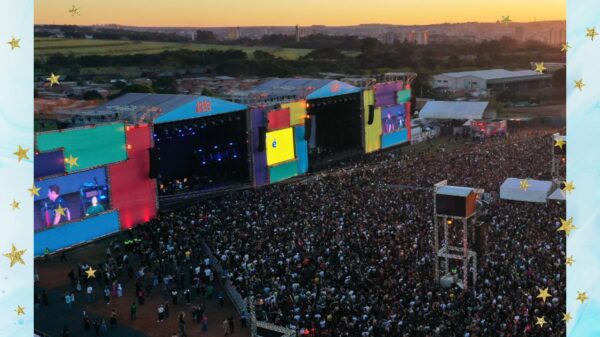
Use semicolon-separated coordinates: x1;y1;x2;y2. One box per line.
432;69;553;93
227;27;241;40
417;31;429;45
383;31;396;44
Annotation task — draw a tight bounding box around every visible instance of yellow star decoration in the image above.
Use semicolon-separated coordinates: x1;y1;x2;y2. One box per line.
7;36;20;50
69;5;81;16
561;42;571;52
501;16;511;25
28;184;41;197
13;145;29;162
55;204;67;217
47;73;61;87
15;305;25;316
10;200;20;210
65;154;79;169
574;79;585;91
562;181;575;194
85;267;97;279
554;138;565;149
576;291;589;304
586;27;598;41
3;244;26;267
566;255;575;266
535;316;547;328
537;287;551;303
535;62;547;73
557;217;576;237
519;179;529;191
563;312;573;323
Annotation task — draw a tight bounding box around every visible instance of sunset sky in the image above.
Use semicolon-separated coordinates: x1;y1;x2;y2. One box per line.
35;0;565;27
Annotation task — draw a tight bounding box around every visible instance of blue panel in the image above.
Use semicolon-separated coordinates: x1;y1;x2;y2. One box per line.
34;168;107;202
154;96;248;124
35;150;65;179
34;210;120;256
306;80;361;100
381;129;408;149
294;125;308;174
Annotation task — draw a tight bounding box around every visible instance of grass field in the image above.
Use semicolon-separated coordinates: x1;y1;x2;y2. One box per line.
35;38;322;60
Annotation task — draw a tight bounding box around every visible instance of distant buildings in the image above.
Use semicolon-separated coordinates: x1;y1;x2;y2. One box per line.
227;27;241;40
383;30;428;45
432;69;553;93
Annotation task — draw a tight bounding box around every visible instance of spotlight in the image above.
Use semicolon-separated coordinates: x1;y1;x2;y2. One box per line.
447;219;453;225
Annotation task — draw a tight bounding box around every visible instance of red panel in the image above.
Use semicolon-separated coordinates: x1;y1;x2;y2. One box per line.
108;125;157;229
267;108;290;130
405;102;412;140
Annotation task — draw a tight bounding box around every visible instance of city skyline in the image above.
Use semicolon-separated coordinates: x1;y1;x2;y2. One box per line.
36;0;564;27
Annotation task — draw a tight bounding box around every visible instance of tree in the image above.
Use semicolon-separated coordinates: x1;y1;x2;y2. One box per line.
195;30;216;43
83;90;104;100
119;84;154;95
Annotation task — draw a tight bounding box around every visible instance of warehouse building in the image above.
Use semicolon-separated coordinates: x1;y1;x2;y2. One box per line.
432;69;552;93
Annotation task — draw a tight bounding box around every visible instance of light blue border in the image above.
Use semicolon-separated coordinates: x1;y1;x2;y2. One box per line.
567;1;600;335
0;0;33;335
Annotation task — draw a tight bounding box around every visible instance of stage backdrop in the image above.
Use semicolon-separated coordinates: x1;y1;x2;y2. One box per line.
36;123;127;173
108;125;157;229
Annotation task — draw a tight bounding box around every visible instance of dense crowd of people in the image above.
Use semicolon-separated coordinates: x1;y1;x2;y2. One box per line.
39;126;566;337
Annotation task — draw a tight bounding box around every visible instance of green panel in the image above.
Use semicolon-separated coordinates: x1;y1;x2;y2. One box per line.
363;90;381;153
36;123;127;173
397;89;411;103
269;160;298;183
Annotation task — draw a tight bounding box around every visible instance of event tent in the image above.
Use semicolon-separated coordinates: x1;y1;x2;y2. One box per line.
547;188;566;201
499;178;553;203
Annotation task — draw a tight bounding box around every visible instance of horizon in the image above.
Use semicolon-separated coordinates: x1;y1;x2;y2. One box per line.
35;0;565;27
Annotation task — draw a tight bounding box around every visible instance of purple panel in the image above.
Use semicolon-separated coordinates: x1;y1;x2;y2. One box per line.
374;81;403;108
35;150;66;179
251;108;269;186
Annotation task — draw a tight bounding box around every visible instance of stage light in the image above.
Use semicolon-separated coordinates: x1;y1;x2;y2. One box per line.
127;144;132;150
447;219;453;225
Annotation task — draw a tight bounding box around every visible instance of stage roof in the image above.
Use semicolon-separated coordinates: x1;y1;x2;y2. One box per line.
92;93;247;125
437;186;475;197
240;78;360;101
419;101;494;120
500;178;553;203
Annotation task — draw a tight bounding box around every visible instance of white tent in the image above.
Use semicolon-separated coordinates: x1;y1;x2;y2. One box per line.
500;178;553;203
419;101;495;120
547;188;566;201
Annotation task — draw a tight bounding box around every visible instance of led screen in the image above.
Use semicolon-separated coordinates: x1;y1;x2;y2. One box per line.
381;105;407;135
266;128;295;166
36;123;127;173
34;168;111;232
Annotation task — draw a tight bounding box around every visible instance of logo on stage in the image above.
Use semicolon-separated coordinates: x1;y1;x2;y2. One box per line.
272;139;278;148
331;83;340;93
196;99;212;113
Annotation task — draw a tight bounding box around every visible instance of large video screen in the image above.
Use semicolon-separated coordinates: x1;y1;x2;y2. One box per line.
34;168;111;232
266;127;295;166
381;105;407;135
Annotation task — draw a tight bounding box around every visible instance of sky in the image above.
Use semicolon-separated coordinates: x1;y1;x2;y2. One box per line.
35;0;565;27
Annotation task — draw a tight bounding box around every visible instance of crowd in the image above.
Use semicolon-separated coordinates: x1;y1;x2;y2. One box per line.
38;126;565;337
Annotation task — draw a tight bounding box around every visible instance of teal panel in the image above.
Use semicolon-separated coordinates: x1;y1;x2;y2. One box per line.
36;123;127;173
154;96;247;124
269;160;298;183
381;129;408;149
397;89;411;103
294;125;308;174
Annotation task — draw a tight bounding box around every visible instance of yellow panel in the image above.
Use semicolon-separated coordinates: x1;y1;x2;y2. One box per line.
363;90;381;153
266;127;296;166
282;100;307;126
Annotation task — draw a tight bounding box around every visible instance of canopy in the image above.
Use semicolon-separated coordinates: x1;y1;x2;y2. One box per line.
154;96;247;124
500;178;553;203
420;101;493;120
547;188;566;201
306;80;361;100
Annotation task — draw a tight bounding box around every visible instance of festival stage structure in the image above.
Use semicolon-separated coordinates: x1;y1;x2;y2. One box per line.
34;77;416;255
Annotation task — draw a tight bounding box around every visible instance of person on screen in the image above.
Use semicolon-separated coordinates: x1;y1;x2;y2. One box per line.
86;196;105;216
384;111;396;134
47;185;71;225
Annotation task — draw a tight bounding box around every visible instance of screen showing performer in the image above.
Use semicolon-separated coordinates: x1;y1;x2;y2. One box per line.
34;167;111;232
382;105;406;135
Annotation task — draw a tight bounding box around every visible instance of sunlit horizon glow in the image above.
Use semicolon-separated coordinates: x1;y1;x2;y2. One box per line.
35;0;564;27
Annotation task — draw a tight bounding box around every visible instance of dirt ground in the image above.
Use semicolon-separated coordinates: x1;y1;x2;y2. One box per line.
34;234;251;337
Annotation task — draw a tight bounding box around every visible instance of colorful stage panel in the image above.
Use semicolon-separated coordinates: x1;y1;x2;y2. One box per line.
374;81;403;108
154;96;248;124
251;108;269;186
34;150;65;179
36;123;127;173
381;129;409;149
281;100;307;126
267;108;291;131
294;125;308;174
363;90;382;153
34;168;110;232
269;160;298;183
108;125;157;229
397;89;411;103
34;210;120;256
266;127;295;166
